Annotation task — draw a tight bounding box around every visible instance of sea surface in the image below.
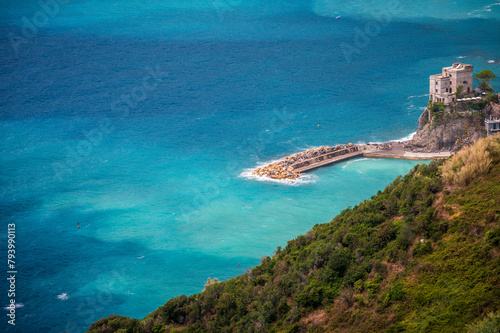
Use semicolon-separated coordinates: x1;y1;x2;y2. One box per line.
1;0;500;332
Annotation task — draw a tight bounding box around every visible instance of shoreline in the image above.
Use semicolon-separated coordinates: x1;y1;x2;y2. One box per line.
252;142;452;181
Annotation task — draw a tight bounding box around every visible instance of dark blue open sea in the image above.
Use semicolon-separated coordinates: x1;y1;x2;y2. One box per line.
1;0;499;332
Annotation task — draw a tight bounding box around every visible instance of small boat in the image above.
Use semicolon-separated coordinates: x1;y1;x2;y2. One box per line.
336;15;342;19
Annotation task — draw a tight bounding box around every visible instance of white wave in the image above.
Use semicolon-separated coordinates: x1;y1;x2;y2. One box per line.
57;293;69;301
342;157;370;168
137;256;144;259
457;56;467;59
239;168;317;186
407;93;428;99
368;131;416;144
468;2;500;17
396;131;417;142
4;303;24;310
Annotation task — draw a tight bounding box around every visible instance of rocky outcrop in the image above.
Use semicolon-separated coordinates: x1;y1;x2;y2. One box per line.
417;109;429;129
411;104;496;152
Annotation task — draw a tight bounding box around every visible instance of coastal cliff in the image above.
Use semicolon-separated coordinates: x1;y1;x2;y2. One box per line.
87;135;500;333
412;101;500;152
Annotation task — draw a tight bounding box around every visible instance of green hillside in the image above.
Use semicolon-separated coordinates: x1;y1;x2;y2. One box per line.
87;135;500;333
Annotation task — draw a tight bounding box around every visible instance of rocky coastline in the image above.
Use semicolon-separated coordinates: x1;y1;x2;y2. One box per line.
251;101;500;181
412;101;500;152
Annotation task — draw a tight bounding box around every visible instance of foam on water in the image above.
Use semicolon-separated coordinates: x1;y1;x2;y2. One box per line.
239;168;318;186
407;94;429;99
341;157;370;168
57;293;69;301
397;132;418;142
364;131;416;144
468;2;500;17
3;303;24;310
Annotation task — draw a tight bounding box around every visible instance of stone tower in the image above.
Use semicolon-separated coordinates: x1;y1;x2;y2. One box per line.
429;62;473;104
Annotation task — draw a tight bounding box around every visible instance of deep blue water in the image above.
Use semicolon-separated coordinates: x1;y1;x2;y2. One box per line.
1;1;500;332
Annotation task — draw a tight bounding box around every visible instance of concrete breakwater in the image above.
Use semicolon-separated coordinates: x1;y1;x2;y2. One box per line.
252;144;358;180
252;142;452;181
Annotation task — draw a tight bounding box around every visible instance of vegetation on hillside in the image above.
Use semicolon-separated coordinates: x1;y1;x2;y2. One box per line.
87;135;500;333
441;135;500;187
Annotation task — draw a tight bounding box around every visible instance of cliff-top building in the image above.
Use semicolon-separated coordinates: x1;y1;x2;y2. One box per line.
429;62;473;104
485;117;500;136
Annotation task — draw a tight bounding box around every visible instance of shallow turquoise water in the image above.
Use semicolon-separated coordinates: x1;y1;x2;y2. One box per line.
1;0;500;332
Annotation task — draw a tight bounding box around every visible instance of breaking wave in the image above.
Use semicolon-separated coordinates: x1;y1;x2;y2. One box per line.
57;293;69;301
240;168;318;186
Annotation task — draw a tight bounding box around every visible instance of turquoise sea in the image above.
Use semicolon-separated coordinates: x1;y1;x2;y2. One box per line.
1;0;500;332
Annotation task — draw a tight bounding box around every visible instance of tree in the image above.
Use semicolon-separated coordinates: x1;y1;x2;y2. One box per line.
203;277;219;291
455;85;464;99
429;101;445;112
475;69;496;92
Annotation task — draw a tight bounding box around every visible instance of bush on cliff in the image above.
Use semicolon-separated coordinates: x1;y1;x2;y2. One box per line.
440;134;500;187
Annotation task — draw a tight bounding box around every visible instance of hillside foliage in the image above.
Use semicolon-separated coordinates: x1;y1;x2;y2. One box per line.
440;135;500;187
88;136;500;333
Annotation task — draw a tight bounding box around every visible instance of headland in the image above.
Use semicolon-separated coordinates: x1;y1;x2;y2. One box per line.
252;62;500;182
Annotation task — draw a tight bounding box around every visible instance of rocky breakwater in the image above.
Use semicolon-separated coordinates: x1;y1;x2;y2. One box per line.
252;144;356;180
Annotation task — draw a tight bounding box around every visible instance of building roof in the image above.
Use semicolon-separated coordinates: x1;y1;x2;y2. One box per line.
444;62;473;72
430;74;449;80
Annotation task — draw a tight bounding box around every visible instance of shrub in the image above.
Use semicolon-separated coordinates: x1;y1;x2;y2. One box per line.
327;248;353;279
157;295;189;324
295;284;323;309
412;241;432;257
203;277;219;291
382;283;406;307
486;228;500;247
429;102;445;112
152;322;167;333
466;311;500;333
440;135;500;187
364;275;383;298
355;296;365;306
